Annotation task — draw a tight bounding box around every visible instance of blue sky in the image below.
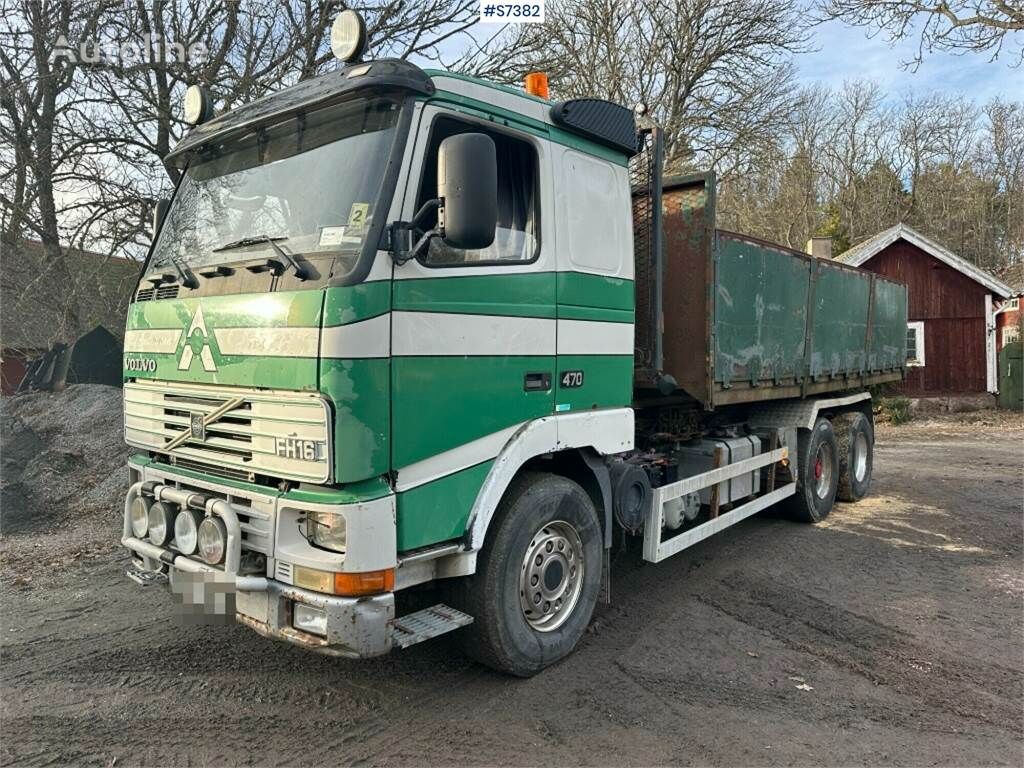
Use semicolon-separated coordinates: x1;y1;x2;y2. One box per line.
796;19;1023;102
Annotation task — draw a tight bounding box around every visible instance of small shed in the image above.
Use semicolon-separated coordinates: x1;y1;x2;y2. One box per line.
0;239;140;394
837;224;1012;397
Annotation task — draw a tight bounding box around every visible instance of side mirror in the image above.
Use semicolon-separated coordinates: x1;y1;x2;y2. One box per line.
152;198;170;241
438;133;497;250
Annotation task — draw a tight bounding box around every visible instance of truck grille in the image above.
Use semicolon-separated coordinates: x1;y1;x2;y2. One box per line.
124;380;332;483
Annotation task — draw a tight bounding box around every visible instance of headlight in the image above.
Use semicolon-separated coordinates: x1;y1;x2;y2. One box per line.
147;501;176;546
129;496;151;538
174;509;202;554
304;511;347;552
197;517;227;564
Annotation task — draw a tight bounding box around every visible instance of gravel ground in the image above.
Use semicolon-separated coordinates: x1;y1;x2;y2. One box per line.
1;385;129;536
1;413;1022;767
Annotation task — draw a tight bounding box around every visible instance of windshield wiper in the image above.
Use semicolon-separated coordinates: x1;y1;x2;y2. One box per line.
212;234;308;280
146;255;197;289
169;255;199;289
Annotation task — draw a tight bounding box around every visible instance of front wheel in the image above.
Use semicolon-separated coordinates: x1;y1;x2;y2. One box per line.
450;472;603;676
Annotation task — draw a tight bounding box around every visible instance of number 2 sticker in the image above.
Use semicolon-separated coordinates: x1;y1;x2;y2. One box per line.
347;203;369;231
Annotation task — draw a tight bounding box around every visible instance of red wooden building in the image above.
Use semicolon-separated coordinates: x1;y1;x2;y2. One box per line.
837;224;1012;397
993;262;1022;353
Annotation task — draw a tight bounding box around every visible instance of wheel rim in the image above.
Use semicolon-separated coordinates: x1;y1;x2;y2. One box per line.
519;520;584;632
853;432;869;482
814;443;834;499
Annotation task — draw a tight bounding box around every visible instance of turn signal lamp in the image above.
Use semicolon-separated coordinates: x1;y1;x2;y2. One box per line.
335;569;394;597
292;565;395;596
524;72;549;99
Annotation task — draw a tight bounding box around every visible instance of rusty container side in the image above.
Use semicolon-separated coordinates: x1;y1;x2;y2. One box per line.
656;173;715;406
638;172;907;409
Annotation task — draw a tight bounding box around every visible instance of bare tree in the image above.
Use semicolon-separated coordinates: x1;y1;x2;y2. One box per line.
456;0;810;175
80;1;480;255
2;1;481;258
817;0;1024;66
717;79;1023;269
0;0;115;339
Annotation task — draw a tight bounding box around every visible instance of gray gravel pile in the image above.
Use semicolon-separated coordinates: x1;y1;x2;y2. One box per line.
1;384;129;534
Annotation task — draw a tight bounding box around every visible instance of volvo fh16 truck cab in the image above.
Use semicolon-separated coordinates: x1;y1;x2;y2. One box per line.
122;13;907;676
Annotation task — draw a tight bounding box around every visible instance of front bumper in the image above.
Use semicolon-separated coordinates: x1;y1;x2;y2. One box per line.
235;581;394;658
122;464;399;658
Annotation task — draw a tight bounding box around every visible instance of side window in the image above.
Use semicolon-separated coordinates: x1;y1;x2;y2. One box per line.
906;321;925;366
416;117;539;266
564;149;624;274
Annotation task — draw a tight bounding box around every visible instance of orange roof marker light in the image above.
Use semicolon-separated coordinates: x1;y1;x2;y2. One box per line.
524;72;549;99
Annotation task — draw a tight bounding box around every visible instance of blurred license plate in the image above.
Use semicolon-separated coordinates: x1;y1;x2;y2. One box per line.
236;590;269;624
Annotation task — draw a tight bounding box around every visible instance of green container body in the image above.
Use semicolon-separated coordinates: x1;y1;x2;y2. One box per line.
643;172;907;407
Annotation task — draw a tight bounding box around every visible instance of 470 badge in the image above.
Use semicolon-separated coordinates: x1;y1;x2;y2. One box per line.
125;356;157;373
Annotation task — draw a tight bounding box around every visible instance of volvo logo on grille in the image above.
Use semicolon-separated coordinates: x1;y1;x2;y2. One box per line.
125;356;156;372
189;412;206;441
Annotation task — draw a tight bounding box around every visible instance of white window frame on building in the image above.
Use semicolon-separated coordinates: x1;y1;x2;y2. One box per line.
906;321;925;367
1003;326;1021;346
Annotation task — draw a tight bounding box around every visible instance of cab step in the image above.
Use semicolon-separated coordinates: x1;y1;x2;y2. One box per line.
390;604;473;649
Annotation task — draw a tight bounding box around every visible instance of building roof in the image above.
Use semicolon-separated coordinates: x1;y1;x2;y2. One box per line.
1;239;140;351
836;223;1012;298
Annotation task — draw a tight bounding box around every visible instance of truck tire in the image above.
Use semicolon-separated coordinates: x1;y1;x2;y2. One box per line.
786;417;839;523
835;411;873;502
450;472;602;677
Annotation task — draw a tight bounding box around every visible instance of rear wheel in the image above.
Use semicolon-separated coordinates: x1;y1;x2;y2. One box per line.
835;411;873;502
787;417;839;523
450;472;602;677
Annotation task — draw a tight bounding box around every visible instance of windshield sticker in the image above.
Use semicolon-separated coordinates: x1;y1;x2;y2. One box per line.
347;202;369;231
319;226;347;246
319;226;363;247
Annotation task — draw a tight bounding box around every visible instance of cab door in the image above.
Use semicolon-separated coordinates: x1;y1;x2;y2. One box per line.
390;104;556;551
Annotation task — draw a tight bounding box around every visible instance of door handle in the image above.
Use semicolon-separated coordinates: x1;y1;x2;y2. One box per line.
524;372;551;392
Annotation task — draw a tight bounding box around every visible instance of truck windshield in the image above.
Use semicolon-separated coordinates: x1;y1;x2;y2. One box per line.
148;95;403;282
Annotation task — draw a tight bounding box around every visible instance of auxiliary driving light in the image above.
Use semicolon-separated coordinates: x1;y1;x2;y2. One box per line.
197;516;227;565
331;9;368;63
147;501;176;547
183;84;214;125
129;496;151;538
174;509;203;555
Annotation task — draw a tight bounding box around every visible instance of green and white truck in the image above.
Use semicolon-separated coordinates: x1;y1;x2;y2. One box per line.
122;29;907;676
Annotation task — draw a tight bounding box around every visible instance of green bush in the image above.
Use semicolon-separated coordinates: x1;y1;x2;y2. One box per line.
877;396;912;425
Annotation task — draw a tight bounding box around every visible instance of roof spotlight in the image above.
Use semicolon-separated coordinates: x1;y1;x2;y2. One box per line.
331;10;368;64
183;84;214;126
